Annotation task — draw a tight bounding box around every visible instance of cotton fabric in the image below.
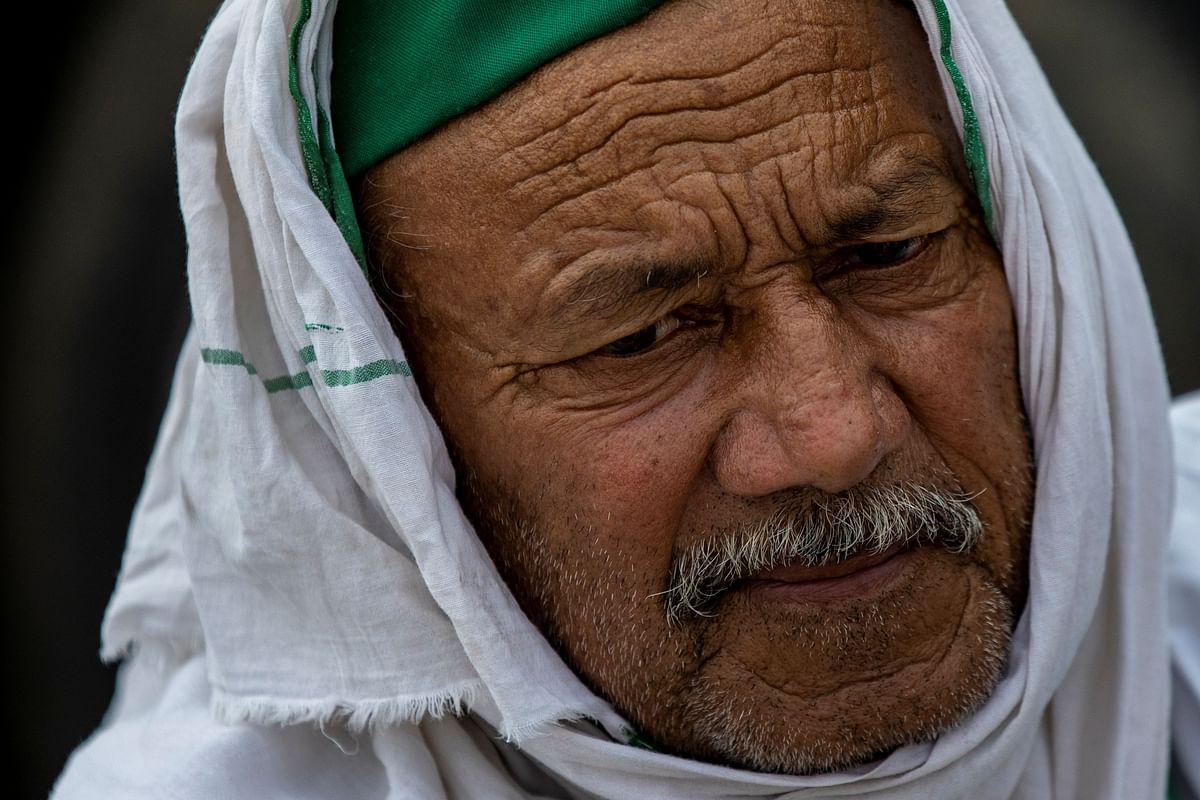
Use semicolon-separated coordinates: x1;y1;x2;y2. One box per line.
53;0;1177;798
1171;394;1200;800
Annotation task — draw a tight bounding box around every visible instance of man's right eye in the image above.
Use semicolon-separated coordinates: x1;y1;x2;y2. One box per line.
598;316;683;357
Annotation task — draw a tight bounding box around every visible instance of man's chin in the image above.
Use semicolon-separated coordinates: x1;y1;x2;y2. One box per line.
655;549;1014;775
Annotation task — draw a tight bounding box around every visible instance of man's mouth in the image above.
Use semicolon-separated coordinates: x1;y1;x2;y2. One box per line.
737;543;914;603
659;484;984;622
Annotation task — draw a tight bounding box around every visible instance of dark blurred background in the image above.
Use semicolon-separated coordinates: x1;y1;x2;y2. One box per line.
2;1;1196;797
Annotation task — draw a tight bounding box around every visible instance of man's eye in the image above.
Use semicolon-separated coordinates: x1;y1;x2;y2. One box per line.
850;236;928;266
598;316;683;357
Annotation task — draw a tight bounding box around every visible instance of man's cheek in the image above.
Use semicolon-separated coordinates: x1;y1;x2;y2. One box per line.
882;288;1015;428
540;380;713;495
580;434;701;558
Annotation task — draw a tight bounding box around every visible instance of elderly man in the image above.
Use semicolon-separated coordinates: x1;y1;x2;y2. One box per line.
53;0;1195;798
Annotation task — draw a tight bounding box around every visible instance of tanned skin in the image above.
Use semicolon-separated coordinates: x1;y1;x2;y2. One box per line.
358;0;1032;775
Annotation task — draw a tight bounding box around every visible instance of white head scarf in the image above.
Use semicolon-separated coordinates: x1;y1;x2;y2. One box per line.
54;0;1175;797
1170;394;1200;800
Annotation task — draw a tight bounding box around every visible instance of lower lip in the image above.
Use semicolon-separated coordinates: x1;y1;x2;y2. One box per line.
741;549;915;604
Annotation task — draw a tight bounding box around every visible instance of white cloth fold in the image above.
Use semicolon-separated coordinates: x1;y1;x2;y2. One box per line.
1171;395;1200;800
54;0;1177;797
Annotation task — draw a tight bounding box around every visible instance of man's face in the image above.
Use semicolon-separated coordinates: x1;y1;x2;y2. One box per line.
359;0;1032;775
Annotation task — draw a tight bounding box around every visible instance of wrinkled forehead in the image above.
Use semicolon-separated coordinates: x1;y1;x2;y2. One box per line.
376;0;964;231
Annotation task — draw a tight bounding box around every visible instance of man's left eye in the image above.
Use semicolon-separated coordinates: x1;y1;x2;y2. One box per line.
850;236;928;266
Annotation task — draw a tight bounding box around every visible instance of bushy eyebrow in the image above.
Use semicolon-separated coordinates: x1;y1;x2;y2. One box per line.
826;155;957;241
547;257;714;331
543;155;959;330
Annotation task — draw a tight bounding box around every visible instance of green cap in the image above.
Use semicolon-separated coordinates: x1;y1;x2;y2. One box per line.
331;0;666;178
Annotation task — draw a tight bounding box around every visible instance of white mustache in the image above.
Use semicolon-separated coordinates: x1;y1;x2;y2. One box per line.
657;484;983;624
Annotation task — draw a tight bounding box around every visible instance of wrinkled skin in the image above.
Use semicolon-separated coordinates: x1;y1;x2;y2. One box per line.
357;0;1033;775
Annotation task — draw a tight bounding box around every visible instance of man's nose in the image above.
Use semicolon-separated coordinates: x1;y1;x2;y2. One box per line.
709;308;910;497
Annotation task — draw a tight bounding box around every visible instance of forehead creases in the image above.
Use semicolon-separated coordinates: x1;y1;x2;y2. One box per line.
495;23;888;219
